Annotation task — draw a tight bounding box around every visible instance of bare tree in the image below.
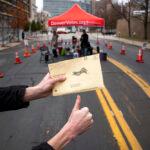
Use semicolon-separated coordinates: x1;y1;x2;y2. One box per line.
132;0;150;40
95;0;121;30
109;0;132;37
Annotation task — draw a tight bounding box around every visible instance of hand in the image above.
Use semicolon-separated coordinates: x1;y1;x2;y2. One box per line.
24;73;66;102
66;95;94;138
47;95;93;150
35;73;66;97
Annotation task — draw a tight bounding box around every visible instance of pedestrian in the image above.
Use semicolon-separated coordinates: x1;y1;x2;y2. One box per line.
72;36;77;49
22;31;25;40
0;73;93;150
51;30;59;57
80;29;89;56
8;33;12;42
51;30;59;49
24;38;29;47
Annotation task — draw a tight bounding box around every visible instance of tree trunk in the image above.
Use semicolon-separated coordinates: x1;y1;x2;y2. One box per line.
128;19;131;37
144;0;149;40
128;1;131;38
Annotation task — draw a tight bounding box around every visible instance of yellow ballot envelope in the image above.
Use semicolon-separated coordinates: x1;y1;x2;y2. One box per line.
48;54;104;96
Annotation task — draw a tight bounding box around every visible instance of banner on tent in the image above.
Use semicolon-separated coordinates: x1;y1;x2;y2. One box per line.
49;20;103;26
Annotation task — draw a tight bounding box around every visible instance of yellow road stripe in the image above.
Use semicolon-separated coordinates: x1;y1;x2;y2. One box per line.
108;57;150;98
102;87;143;150
96;88;129;150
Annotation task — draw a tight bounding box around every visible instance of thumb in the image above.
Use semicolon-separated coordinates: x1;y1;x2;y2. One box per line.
73;95;81;111
51;76;66;84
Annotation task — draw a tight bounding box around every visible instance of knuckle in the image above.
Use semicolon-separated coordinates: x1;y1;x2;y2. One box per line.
88;113;93;119
82;107;89;112
91;119;94;124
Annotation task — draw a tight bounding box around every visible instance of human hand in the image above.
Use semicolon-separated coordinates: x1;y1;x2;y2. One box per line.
35;73;66;97
47;95;93;150
24;73;66;102
66;95;93;138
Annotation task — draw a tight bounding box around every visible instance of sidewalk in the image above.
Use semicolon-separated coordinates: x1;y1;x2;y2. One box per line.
0;42;21;51
91;33;150;50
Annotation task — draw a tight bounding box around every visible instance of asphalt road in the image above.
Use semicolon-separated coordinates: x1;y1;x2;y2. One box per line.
0;34;150;150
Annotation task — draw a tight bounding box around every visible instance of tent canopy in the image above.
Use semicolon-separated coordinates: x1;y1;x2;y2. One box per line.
48;4;105;27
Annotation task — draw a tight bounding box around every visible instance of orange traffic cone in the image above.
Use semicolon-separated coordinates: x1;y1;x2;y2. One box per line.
108;42;112;50
136;48;144;63
120;45;126;55
31;44;36;53
0;72;4;78
23;47;31;57
37;42;40;49
15;52;22;64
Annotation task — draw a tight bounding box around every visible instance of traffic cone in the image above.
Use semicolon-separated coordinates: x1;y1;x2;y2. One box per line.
120;45;126;55
136;48;144;63
15;52;22;64
42;42;47;48
31;44;36;53
108;42;112;50
0;72;4;78
23;47;31;57
37;42;40;50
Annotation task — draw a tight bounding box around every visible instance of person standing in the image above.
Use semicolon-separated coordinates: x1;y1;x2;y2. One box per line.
80;29;89;56
51;30;59;49
51;30;59;57
22;31;25;40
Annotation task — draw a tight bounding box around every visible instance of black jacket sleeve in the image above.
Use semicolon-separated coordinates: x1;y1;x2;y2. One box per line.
32;142;54;150
0;86;29;112
0;86;55;150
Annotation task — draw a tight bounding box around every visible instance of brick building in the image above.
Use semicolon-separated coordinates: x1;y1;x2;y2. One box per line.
0;0;31;46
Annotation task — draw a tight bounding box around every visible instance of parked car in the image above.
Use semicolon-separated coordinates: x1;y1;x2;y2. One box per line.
57;28;70;34
102;29;116;35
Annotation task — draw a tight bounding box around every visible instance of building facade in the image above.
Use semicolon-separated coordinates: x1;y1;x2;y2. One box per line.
0;0;31;46
43;0;92;17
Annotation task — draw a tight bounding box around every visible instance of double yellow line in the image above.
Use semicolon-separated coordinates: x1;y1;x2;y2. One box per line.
95;56;150;149
108;57;150;98
96;87;143;150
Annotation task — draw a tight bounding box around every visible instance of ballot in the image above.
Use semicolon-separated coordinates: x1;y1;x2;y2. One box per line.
48;54;104;96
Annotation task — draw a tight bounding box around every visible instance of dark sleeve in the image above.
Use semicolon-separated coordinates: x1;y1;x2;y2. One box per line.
32;142;54;150
0;86;29;112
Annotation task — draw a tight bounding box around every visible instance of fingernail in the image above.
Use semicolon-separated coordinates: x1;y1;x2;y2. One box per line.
77;95;80;98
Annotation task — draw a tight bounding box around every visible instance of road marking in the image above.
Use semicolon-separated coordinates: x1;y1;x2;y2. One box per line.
96;88;129;150
101;87;143;150
108;57;150;98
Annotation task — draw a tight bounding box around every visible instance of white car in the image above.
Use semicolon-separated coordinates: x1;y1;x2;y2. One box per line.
57;28;70;34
